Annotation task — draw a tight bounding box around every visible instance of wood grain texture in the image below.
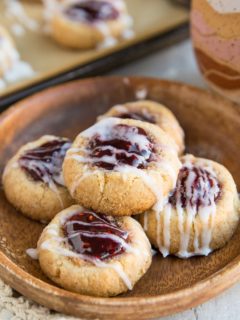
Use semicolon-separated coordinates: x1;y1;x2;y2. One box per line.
0;77;240;319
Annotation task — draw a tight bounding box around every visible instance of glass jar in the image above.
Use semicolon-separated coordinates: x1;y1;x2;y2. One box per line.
191;0;240;104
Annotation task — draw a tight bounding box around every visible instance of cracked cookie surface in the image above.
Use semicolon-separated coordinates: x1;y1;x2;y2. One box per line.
138;154;240;258
37;205;152;297
3;135;74;221
63;118;181;216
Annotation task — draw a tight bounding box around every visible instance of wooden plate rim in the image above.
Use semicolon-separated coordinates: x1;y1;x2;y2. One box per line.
0;77;240;318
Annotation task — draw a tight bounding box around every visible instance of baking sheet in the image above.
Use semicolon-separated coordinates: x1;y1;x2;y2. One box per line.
0;0;188;98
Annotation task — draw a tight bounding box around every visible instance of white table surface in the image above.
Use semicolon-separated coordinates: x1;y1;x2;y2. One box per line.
1;39;239;320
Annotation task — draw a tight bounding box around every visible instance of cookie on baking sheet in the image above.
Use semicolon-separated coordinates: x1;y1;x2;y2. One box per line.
99;100;185;154
3;135;74;221
49;0;132;49
138;154;240;258
37;204;152;297
63;117;181;216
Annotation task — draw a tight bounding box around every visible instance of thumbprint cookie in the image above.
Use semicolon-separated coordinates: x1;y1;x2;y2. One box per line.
49;0;133;49
0;26;19;77
63;118;181;216
99;100;185;154
3;135;74;221
138;154;240;258
37;205;152;297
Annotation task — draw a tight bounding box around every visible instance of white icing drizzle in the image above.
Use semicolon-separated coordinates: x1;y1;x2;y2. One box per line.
151;248;158;256
4;0;40;32
8;159;65;208
42;0;60;21
95;21;118;49
3;61;35;85
0;29;35;90
0;33;19;73
155;206;161;252
140;156;178;247
67;119;179;260
120;165;167;213
45;0;134;47
121;28;135;40
118;13;134;40
26;248;38;260
101;262;132;289
95;0;134;49
70;169;99;196
153;195;170;257
150;158;221;258
80;117;119;137
177;167;196;257
17;138;71;208
207;0;240;14
67;118;178;214
71;146;148;167
135;87;148;100
42;0;61;33
10;23;25;37
163;203;171;256
39;209;143;290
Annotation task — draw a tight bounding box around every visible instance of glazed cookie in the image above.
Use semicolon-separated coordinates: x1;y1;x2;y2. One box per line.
63;117;181;216
99;100;185;154
0;26;19;77
49;0;133;49
3;135;74;221
138;154;240;258
37;205;152;297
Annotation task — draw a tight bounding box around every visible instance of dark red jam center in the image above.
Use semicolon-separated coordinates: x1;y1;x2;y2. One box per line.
63;211;129;260
169;165;221;210
64;0;119;23
118;111;156;124
19;139;71;185
88;124;155;170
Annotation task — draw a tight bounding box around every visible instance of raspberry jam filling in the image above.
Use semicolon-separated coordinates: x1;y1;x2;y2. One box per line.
19;139;71;185
63;211;129;260
117;111;156;124
169;165;221;210
87;124;156;170
64;0;119;23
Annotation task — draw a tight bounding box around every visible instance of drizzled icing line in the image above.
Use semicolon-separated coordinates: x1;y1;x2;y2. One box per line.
44;0;134;48
66;118;179;212
4;0;39;32
181;164;219;257
39;208;145;290
143;160;220;258
0;27;35;90
17;137;71;208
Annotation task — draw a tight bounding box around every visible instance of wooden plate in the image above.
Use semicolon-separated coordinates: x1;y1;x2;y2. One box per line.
0;77;240;319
